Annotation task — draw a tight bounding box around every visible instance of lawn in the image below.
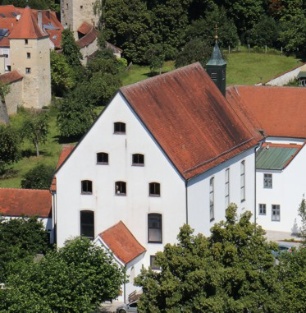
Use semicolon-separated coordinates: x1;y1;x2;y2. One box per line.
0;51;302;188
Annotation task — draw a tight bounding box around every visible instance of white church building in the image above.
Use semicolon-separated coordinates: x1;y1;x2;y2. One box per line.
52;43;306;301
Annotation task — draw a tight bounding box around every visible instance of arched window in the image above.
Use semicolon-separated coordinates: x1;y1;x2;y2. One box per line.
81;180;92;194
115;181;126;195
80;210;94;239
97;152;108;164
132;153;144;166
114;122;126;134
149;182;160;196
148;213;162;243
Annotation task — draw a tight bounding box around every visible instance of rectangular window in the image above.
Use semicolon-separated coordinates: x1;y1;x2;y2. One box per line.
210;177;214;222
240;161;245;202
114;122;126;134
132;154;144;166
26;67;31;74
115;181;126;195
225;168;230;207
272;205;280;221
81;180;92;194
27;52;31;59
149;182;160;197
97;152;108;164
150;255;160;270
259;203;266;215
25;39;28;44
264;173;272;188
148;214;162;243
80;210;94;239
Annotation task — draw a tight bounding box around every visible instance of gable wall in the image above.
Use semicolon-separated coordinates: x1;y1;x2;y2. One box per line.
55;93;186;258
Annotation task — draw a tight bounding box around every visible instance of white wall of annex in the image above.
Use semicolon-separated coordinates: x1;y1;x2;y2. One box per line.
256;143;306;234
55;93;186;255
187;147;256;237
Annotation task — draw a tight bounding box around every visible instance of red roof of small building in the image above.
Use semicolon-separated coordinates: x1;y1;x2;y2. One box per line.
99;221;146;265
0;70;22;84
50;145;75;192
9;6;47;39
77;21;92;35
121;63;261;179
226;85;306;139
0;188;51;218
76;26;98;48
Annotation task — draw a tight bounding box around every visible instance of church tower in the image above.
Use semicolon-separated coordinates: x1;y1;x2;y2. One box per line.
206;29;227;96
61;0;101;40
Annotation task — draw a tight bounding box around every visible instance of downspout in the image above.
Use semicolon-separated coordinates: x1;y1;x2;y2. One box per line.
185;180;188;224
124;267;127;304
254;146;258;227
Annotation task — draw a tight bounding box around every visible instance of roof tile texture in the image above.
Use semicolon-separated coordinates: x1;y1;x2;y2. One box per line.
227;85;306;139
100;221;146;265
0;70;22;83
121;63;261;179
0;188;51;217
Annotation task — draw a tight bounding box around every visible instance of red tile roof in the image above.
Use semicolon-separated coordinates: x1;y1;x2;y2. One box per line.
0;70;23;84
99;221;146;265
227;85;306;139
120;63;261;179
50;145;75;192
0;188;51;218
9;6;48;39
77;21;92;35
76;26;98;48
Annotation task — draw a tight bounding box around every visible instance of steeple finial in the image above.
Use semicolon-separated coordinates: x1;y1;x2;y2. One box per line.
214;24;218;41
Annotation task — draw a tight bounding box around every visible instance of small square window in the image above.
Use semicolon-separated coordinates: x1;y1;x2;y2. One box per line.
26;67;31;74
149;182;160;196
264;173;272;188
132;154;144;166
150;255;160;270
27;52;31;59
80;5;83;8
115;181;126;195
97;152;108;164
114;122;126;134
259;203;266;215
81;180;92;194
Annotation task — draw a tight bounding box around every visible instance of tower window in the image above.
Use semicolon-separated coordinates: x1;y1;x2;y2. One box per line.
26;67;31;74
27;52;31;59
25;39;28;45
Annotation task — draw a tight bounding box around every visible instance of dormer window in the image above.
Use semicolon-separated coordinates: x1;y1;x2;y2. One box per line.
114;122;126;134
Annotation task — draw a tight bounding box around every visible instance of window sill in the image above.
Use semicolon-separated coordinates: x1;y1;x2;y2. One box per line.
149;194;160;197
132;164;144;167
115;193;126;196
81;192;93;195
97;162;108;165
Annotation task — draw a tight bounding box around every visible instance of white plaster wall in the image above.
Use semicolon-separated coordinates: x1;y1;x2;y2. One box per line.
55;92;186;259
256;142;306;234
188;148;256;237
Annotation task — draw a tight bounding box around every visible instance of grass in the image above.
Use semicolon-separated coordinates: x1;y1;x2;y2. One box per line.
0;51;302;188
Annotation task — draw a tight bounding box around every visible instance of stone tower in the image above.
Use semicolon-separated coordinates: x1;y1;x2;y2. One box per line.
9;7;51;109
206;36;227;96
61;0;101;40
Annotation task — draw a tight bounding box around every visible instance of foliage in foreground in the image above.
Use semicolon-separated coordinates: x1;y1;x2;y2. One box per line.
0;216;50;282
0;237;125;313
136;204;280;313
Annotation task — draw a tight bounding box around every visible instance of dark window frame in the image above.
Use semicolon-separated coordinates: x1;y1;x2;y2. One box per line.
264;173;272;189
148;213;162;243
80;210;94;239
115;181;126;196
272;204;280;221
114;122;126;134
149;182;160;197
259;203;266;215
81;180;93;194
132;153;144;166
97;152;109;164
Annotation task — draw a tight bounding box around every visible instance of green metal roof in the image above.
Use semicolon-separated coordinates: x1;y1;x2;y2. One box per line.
256;146;299;170
206;41;227;66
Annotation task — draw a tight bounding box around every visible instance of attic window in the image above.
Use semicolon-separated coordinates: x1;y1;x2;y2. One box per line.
114;122;126;134
25;39;28;45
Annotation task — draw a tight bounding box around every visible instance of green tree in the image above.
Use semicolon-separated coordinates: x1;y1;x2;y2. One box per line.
21;164;54;189
50;50;76;96
175;38;212;68
0;124;20;174
0;237;125;313
61;29;82;68
298;197;306;240
21;109;49;157
104;0;155;63
0;216;50;282
136;204;280;312
144;44;165;74
56;89;96;139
